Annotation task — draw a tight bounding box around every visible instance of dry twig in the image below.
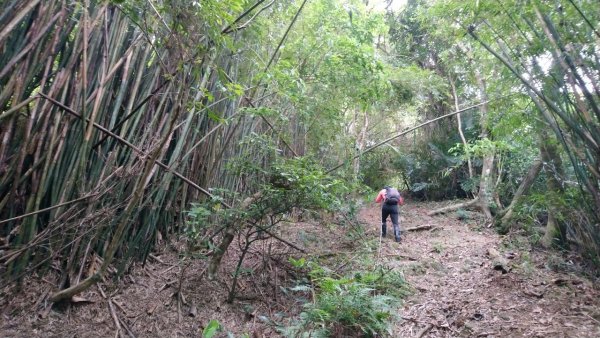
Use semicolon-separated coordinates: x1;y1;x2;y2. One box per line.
415;323;433;338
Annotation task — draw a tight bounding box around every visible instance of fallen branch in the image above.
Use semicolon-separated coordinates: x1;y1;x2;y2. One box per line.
427;198;479;216
384;253;418;261
416;323;433;338
334;253;360;272
118;316;137;338
109;300;126;338
255;225;306;253
404;225;435;231
148;254;166;264
98;285;125;338
176;261;191;323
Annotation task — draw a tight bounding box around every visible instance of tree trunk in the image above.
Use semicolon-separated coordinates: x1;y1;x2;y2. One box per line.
207;225;236;280
450;77;474;181
498;157;543;228
493;154;505;210
430;69;495;220
539;132;567;248
207;192;262;280
475;69;494;221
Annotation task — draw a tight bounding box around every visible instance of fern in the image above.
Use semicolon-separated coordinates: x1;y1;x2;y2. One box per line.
282;266;408;337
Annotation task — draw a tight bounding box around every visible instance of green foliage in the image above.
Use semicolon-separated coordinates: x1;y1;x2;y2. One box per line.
390;66;448;103
360;149;397;190
361;136;488;200
289;257;307;269
186;203;214;242
449;138;512;159
282;265;407;337
270;157;350;211
202;319;221;338
448;138;514;196
185;154;350;248
401;141;470;200
455;208;469;221
259;0;412;169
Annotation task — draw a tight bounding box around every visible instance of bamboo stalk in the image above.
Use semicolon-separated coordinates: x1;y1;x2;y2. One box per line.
0;0;42;45
37;93;228;206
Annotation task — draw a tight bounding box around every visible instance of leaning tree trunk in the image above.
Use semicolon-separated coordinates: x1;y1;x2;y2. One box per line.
540;132;567;248
497;157;543;229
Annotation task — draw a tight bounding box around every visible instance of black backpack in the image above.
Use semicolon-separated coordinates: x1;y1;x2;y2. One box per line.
385;187;400;205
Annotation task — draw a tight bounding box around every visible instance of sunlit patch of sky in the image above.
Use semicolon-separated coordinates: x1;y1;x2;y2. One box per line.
523;51;597;94
370;0;407;12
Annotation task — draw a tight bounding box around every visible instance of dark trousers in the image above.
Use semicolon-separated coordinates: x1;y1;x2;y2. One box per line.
381;203;400;240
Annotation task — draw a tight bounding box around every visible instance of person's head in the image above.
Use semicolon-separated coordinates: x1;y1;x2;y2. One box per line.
384;185;391;190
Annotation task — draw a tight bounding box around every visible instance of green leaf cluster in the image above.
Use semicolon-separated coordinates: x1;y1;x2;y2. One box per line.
185;153;350;246
282;265;408;337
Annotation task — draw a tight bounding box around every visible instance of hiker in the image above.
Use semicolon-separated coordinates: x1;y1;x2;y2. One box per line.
375;186;404;242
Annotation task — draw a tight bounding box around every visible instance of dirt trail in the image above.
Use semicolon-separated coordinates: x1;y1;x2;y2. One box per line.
2;201;599;337
359;201;600;337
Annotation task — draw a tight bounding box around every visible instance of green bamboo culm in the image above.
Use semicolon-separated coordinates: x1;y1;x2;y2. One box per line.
0;0;272;295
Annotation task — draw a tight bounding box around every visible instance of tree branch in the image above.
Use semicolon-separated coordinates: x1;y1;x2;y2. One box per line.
326;98;501;174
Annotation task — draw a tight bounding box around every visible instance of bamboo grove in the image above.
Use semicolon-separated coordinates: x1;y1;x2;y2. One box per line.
0;0;298;296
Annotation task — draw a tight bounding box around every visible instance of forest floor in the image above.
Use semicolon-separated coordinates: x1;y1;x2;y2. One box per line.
1;201;599;337
358;201;600;337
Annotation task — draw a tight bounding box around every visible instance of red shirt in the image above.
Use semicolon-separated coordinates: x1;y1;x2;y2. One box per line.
375;189;404;205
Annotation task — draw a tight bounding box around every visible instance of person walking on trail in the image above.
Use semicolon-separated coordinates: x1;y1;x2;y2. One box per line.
375;186;404;242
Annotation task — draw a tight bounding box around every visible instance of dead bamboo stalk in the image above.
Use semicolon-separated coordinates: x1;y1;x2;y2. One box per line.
427;198;479;216
0;193;97;226
0;0;42;45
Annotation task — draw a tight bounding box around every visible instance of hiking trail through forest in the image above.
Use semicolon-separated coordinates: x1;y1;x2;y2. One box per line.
359;201;600;337
1;201;599;337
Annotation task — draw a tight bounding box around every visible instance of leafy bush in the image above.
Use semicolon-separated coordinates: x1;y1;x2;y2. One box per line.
185;156;350;245
282;266;408;337
399;142;468;200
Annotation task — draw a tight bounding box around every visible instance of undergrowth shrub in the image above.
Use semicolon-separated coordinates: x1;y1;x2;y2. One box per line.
282;263;409;337
408;139;473;200
185;155;351;246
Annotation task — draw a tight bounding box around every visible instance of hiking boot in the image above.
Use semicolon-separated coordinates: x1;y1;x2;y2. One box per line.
395;237;401;243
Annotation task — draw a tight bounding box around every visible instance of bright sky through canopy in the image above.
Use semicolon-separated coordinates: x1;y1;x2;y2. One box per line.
370;0;407;12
